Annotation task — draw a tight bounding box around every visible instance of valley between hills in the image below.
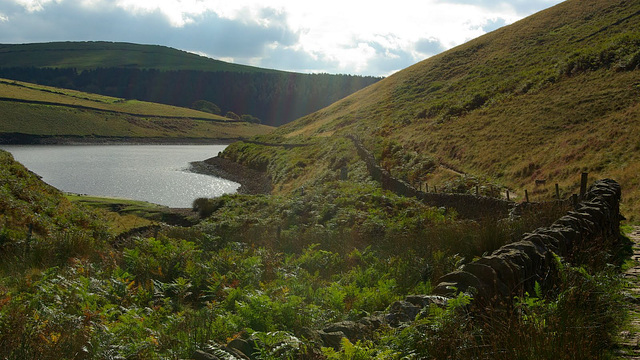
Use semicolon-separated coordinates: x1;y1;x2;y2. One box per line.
0;0;639;358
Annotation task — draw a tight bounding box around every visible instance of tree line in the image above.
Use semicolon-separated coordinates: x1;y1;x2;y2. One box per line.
0;67;380;127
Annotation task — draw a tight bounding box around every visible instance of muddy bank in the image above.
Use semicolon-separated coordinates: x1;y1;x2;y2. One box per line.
190;156;272;195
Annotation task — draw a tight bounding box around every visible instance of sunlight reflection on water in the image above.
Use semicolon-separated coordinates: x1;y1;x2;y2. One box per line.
0;144;239;207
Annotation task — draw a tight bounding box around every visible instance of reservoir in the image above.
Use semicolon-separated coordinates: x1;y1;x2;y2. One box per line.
0;144;239;208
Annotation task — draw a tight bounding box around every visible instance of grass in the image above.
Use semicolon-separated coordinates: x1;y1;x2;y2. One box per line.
66;194;201;231
65;194;163;233
0;79;227;119
0;78;274;140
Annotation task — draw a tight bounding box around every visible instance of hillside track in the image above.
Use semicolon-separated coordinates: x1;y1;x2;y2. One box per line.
618;226;640;359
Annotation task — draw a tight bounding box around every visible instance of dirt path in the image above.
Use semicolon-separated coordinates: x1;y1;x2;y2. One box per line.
618;226;640;358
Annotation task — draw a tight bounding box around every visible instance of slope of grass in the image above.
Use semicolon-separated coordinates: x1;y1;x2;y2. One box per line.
65;194;163;233
0;150;111;269
0;78;228;119
222;0;640;219
0;41;281;73
0;78;274;141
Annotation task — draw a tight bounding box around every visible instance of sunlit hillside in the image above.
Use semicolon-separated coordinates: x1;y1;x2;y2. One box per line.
0;78;273;142
222;0;640;219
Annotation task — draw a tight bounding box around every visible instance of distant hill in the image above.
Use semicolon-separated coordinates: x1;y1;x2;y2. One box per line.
0;78;273;143
0;42;381;127
0;41;281;73
219;0;640;219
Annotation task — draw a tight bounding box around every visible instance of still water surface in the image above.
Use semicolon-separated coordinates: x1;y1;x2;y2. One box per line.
0;145;239;207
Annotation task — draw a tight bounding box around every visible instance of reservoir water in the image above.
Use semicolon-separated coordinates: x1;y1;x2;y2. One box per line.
0;145;239;208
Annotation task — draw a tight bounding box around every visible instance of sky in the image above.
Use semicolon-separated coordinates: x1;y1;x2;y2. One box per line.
0;0;564;76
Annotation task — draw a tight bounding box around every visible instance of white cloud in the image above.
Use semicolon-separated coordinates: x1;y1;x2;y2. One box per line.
182;0;527;74
13;0;59;12
106;0;525;72
0;0;563;75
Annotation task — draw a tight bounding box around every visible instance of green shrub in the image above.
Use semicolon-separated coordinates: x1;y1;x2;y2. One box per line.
191;100;221;114
225;111;241;120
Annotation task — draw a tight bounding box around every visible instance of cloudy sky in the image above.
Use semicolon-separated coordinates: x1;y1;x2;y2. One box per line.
0;0;563;76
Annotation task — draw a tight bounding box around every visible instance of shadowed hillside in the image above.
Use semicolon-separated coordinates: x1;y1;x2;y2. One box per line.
0;42;381;127
220;0;640;219
0;41;276;72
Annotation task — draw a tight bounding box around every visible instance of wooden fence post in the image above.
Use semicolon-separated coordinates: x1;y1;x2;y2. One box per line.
506;190;510;201
475;185;479;196
340;167;348;180
555;183;560;200
525;190;530;203
580;172;588;199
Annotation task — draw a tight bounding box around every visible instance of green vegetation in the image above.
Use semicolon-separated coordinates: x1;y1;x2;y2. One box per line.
381;265;625;359
191;100;221;115
0;79;225;119
0;78;273;142
65;194;189;233
0;148;627;358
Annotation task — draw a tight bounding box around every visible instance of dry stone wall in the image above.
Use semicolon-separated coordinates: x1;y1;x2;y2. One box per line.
432;179;622;304
348;135;513;219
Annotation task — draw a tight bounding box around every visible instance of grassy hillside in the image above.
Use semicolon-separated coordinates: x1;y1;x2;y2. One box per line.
0;42;381;127
0;78;273;142
221;0;640;219
0;41;278;73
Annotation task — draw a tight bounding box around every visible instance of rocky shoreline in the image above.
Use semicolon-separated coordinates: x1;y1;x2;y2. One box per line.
190;156;272;195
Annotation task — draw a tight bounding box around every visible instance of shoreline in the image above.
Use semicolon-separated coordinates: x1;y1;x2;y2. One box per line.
190;157;272;195
0;133;240;145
